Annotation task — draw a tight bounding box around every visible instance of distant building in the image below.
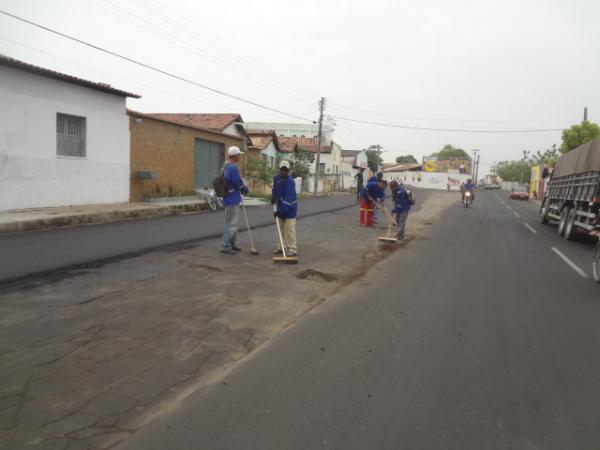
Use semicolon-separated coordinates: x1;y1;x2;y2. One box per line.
245;121;335;145
0;54;140;211
246;129;281;169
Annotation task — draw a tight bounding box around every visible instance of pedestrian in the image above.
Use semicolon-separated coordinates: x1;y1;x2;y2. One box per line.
354;168;365;202
390;180;411;240
221;146;249;254
359;176;384;227
373;174;386;225
272;161;298;256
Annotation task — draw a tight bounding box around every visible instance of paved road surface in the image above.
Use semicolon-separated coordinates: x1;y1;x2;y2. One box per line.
120;190;600;450
0;195;357;283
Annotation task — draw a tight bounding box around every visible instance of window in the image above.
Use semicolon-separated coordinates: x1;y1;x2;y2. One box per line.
57;113;86;157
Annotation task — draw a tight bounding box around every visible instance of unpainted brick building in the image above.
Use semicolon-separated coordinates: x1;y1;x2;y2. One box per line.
129;111;246;202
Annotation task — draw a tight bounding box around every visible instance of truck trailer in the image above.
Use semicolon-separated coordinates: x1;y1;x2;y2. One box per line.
540;138;600;241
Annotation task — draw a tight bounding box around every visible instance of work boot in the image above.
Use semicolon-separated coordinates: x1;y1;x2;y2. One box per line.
232;246;242;252
273;249;283;255
221;248;237;255
287;250;297;257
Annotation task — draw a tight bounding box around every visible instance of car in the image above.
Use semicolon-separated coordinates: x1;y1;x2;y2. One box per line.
509;186;529;201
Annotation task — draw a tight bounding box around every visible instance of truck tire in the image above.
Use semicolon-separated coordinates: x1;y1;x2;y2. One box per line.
558;207;570;236
540;201;549;225
593;241;600;283
564;208;577;241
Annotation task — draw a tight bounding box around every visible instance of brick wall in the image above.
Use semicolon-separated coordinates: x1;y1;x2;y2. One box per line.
129;115;244;202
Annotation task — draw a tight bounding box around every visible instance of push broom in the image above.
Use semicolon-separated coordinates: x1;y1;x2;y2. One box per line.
272;204;298;265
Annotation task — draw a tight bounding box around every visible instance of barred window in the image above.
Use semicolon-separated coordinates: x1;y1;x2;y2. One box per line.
57;113;86;157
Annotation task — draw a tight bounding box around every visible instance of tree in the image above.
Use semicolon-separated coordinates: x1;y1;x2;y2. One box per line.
560;120;600;153
529;144;560;166
395;155;418;164
245;158;276;185
290;146;314;179
432;144;471;160
365;145;383;172
495;160;532;184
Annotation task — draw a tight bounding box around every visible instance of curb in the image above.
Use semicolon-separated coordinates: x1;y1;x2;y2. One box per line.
0;203;211;234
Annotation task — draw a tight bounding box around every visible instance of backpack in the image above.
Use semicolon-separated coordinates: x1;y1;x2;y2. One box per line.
406;189;415;205
212;164;230;198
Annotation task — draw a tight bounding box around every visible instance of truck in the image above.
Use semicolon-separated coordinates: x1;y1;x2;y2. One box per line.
540;138;600;242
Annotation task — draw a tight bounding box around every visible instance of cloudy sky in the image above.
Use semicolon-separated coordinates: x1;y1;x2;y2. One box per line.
1;0;599;175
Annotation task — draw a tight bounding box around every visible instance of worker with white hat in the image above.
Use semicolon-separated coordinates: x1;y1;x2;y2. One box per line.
221;146;249;254
271;160;298;256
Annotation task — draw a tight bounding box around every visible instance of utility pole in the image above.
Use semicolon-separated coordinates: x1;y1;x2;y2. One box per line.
475;153;481;184
471;149;480;178
584;106;588;121
313;97;326;195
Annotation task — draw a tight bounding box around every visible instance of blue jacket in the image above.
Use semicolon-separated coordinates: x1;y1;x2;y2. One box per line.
222;163;247;207
392;185;411;214
360;177;381;202
464;181;475;191
272;175;297;219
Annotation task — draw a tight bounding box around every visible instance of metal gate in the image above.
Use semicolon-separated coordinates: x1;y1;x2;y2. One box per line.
194;139;224;190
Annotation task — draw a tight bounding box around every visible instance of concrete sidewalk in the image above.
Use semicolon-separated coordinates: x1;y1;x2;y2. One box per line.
0;197;267;234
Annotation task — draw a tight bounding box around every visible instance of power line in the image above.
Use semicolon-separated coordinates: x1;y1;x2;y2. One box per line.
329;114;564;133
0;9;313;122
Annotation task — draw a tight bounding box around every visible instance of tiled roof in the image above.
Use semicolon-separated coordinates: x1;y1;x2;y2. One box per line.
146;113;242;131
382;163;422;172
247;129;280;151
277;136;332;153
0;53;140;98
341;149;361;157
127;110;245;140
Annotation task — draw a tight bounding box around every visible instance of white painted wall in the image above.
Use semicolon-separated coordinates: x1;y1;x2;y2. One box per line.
0;65;130;211
383;171;471;190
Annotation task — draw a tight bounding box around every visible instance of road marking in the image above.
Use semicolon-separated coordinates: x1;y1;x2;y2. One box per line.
551;247;590;278
524;223;537;234
513;211;520;218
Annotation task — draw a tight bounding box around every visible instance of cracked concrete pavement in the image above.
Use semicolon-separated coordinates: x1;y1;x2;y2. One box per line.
0;190;456;450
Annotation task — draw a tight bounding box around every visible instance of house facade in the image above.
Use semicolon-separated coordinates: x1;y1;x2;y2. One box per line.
247;129;280;169
0;54;139;211
128;111;245;201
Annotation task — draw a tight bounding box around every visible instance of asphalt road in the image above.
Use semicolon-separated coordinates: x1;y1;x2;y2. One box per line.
0;194;356;283
120;190;600;450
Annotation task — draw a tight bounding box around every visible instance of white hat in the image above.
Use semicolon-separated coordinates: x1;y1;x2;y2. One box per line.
279;160;291;170
228;146;244;157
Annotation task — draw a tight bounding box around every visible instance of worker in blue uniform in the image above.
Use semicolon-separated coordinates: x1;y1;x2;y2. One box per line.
271;161;298;256
221;146;249;254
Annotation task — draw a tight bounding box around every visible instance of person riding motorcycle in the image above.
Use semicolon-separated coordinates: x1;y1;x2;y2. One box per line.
461;178;475;203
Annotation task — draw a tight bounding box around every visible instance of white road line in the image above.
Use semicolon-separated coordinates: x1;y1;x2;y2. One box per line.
513;211;520;218
524;223;537;234
551;247;590;278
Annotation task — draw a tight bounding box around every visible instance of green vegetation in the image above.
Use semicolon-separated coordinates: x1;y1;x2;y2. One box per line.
560;120;600;153
395;155;418;164
290;147;314;179
432;144;471;160
365;145;384;172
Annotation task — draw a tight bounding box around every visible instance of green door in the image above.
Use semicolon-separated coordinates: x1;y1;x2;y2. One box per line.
194;139;224;190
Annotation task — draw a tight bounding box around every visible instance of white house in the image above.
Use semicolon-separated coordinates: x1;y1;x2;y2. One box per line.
247;129;281;169
0;54;140;211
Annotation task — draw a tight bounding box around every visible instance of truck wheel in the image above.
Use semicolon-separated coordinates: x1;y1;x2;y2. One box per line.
564;209;577;241
557;207;570;236
540;201;549;225
593;241;600;283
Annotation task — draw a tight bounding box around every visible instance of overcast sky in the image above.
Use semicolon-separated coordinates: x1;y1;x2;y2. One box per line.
1;0;599;175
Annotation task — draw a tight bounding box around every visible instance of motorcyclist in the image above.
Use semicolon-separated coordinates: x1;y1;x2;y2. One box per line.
462;178;475;202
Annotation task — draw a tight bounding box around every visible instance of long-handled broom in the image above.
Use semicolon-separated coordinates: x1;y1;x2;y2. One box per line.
378;204;399;243
240;195;259;255
272;204;298;264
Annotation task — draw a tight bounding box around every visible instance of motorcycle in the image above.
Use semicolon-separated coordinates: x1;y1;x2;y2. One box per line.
592;228;600;283
463;191;473;208
207;187;223;211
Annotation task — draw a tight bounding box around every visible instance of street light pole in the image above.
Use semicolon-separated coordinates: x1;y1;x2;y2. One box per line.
313;97;326;195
